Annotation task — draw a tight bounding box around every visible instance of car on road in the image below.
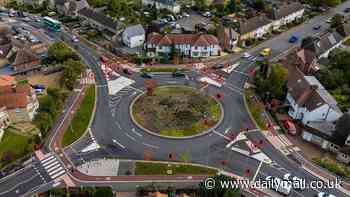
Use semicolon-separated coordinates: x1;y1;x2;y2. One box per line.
283;119;297;135
344;7;350;13
326;18;332;23
242;52;251;58
260;48;271;57
172;71;186;77
265;176;292;195
140;72;153;78
212;63;225;69
71;35;79;42
283;173;304;190
202;11;212;17
288;35;299;43
313;25;322;30
317;192;336;197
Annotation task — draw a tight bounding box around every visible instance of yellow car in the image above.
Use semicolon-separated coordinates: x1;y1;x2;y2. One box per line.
260;48;271;57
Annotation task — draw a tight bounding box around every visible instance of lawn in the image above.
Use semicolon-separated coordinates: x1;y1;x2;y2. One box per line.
0;130;34;168
245;89;267;130
132;86;222;137
134;162;217;176
62;85;95;147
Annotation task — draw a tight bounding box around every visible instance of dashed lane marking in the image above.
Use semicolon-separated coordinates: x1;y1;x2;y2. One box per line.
131;128;143;137
142;142;159;149
125;133;136;141
112;139;126;149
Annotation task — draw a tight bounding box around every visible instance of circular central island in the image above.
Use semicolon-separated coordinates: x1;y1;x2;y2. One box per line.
130;85;223;138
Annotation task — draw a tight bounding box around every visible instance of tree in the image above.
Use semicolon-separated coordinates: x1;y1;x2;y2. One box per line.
253;0;266;12
255;63;288;100
94;187;113;197
227;0;236;13
331;14;344;28
47;42;80;64
198;175;240;197
144;79;158;96
325;0;341;7
61;59;85;90
334;113;350;145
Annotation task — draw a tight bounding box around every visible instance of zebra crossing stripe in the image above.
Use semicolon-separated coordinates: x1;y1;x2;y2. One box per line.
42;157;56;167
48;167;64;176
47;164;61;173
44;161;59;170
51;170;66;179
41;155;54;163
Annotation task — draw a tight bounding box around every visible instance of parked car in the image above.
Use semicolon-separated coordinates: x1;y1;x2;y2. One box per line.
283;120;297;135
33;84;45;89
71;35;79;42
288;35;299;43
212;63;225;69
313;25;321;30
172;71;185;78
140;72;153;78
326;18;332;23
100;55;109;63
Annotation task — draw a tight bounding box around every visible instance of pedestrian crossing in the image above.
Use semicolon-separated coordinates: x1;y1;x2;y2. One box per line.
38;154;66;180
109;86;133;117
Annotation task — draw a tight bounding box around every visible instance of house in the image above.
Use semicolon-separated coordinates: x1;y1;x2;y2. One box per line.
0;84;39;123
217;26;239;51
78;8;121;40
296;31;345;74
11;48;41;73
268;2;304;30
142;0;180;13
238;15;272;43
286;66;343;125
50;0;67;12
19;0;45;7
53;0;90;16
122;24;145;48
0;75;15;86
145;33;221;58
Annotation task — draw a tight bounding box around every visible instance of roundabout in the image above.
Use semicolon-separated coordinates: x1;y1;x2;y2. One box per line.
130;85;223;138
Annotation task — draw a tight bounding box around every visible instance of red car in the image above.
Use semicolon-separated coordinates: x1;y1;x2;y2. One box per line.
284;120;297;135
100;55;109;63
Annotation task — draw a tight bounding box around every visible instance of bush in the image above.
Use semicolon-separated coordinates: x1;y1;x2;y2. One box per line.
313;158;350;177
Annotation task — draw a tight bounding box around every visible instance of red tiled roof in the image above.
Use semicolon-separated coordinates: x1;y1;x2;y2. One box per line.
146;33;219;46
13;48;40;67
0;84;31;109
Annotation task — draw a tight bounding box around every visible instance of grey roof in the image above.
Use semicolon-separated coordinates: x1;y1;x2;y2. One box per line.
270;2;304;20
78;8;118;31
239;15;272;34
307;121;336;137
304;76;341;112
154;0;177;6
303;32;344;57
123;24;145;37
55;0;67;5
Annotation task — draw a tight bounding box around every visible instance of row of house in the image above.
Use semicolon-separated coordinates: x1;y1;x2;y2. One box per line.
219;2;305;50
145;32;221;58
282;21;350;164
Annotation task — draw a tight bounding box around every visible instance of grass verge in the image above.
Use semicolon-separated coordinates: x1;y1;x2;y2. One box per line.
62;85;95;147
245;89;267;130
0;130;34;168
313;157;350;178
135;162;217;175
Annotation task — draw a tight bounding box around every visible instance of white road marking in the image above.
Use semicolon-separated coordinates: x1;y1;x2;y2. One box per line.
225;140;235;149
115;122;122;129
112;139;126;149
129;86;144;93
142;142;159;149
231;69;250;77
125;133;136;141
224;127;231;134
131;128;142;137
212;130;231;141
252;161;263;182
